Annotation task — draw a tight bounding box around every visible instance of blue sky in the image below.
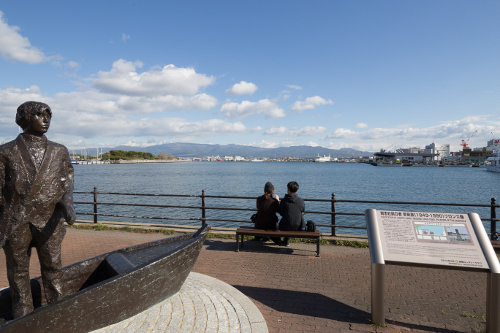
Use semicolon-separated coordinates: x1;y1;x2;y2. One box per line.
0;1;499;152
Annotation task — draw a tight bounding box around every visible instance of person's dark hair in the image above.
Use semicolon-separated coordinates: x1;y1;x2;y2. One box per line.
264;182;274;199
287;181;299;193
16;101;52;130
264;182;274;194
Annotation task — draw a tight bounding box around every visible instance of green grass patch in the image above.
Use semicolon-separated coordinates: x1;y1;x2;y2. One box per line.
460;312;486;321
330;239;369;248
206;233;236;240
442;309;486;322
70;225;370;249
69;223;174;235
210;235;369;248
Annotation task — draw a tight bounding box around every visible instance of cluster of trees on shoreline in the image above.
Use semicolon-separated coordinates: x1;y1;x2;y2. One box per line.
72;150;180;161
99;150;177;161
107;150;154;160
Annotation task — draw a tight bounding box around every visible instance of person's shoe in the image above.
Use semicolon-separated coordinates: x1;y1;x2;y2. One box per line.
271;238;282;246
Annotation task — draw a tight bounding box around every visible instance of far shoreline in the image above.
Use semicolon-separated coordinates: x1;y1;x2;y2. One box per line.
74;159;192;165
110;159;191;164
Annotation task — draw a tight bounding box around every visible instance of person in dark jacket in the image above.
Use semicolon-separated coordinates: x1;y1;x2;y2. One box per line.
255;182;280;230
278;181;305;246
254;182;281;245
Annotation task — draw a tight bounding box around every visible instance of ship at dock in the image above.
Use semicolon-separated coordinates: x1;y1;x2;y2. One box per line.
485;139;500;173
315;154;336;162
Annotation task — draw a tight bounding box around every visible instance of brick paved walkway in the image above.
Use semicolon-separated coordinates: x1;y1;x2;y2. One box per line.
0;228;494;332
193;238;490;333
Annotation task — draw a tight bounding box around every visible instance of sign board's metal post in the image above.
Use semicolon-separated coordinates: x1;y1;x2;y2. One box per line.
487;273;491;333
487;273;500;333
371;263;385;325
469;213;500;333
365;209;386;326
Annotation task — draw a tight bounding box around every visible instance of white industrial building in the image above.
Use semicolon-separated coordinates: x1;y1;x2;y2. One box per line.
425;143;450;161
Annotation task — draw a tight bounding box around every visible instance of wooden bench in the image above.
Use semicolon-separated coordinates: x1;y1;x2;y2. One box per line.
235;226;321;257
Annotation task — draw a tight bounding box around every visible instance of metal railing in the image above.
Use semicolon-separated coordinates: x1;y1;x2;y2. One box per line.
74;187;499;239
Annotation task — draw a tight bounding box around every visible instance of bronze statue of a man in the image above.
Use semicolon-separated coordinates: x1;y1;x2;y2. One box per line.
0;101;75;318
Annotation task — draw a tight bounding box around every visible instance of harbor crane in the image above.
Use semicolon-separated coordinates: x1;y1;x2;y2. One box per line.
461;130;478;148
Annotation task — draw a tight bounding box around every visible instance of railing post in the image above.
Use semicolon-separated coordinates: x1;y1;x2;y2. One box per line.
93;186;98;224
331;193;336;236
201;190;206;226
492;198;497;240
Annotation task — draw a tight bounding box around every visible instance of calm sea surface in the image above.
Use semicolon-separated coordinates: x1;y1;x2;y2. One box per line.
73;162;500;235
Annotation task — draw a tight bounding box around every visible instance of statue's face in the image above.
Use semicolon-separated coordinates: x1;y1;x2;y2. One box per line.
25;108;51;135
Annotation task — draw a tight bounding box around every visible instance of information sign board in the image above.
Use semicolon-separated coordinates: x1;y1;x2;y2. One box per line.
371;210;489;269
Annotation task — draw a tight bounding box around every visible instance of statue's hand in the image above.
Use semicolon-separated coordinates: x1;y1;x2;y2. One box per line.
63;204;76;225
59;192;76;225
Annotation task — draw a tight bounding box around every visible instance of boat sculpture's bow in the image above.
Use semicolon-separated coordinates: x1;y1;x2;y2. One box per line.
0;224;210;333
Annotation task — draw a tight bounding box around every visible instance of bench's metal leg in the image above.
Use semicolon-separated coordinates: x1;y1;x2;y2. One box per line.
236;233;240;252
316;237;320;257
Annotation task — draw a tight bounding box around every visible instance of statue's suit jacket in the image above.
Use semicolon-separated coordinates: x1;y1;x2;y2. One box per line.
0;135;74;247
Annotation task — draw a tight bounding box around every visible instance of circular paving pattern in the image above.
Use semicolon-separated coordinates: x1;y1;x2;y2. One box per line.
92;272;268;333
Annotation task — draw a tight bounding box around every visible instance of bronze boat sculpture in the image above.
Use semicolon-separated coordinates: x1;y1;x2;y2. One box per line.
0;225;210;333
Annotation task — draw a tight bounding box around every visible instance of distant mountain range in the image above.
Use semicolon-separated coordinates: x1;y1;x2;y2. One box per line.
102;143;373;159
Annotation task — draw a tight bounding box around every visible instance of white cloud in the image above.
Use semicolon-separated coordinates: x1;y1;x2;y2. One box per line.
226;81;258;95
114;93;218;113
292;96;333;112
252;126;264;132
250;140;280;148
53;112;247;141
355;122;368;129
0;86;47;134
122;33;131;42
264;126;326;137
295;126;326;136
93;60;215;96
327;128;361;139
221;99;285;119
265;126;287;136
152;118;246;136
0;59;223;144
324;117;500;152
66;61;79;69
280;139;296;146
0;11;48;64
286;84;302;90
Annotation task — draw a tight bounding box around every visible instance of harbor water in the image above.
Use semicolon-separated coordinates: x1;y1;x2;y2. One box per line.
73;162;500;235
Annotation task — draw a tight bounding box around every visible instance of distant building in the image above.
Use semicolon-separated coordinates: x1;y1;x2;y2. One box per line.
425;143;450;161
234;155;247;162
487;138;500;151
374;147;437;164
460;147;490;163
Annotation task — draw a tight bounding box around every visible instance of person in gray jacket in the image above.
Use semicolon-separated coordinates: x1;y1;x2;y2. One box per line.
278;181;305;246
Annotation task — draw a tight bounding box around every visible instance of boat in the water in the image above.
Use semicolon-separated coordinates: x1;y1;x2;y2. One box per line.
0;224;210;333
315;154;332;162
485;139;500;173
486;154;500;173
